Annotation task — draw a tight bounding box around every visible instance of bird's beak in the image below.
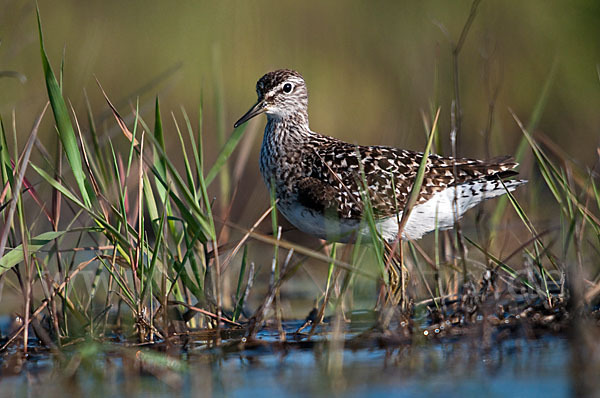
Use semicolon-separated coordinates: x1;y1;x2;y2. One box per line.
234;99;267;128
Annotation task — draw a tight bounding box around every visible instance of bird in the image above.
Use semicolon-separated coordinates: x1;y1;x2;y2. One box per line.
234;69;526;245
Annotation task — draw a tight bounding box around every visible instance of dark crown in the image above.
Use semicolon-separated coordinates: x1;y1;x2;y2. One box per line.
256;69;304;97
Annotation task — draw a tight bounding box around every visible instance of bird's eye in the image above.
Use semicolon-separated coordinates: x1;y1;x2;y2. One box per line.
282;83;293;94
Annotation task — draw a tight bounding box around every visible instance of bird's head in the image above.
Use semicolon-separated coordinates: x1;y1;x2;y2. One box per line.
234;69;308;128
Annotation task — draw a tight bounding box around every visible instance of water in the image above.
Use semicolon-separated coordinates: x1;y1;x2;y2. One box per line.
203;331;569;397
0;316;573;397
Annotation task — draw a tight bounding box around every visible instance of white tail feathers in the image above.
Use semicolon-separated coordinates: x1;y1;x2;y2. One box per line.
385;178;527;241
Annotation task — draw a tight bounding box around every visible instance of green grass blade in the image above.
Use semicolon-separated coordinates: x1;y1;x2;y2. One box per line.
153;97;168;203
325;243;337;293
205;124;247;187
172;112;197;197
0;230;66;274
143;173;159;229
181;106;202;195
0;116;11;197
398;108;440;234
29;165;84;210
232;245;249;322
36;7;90;207
140;192;168;302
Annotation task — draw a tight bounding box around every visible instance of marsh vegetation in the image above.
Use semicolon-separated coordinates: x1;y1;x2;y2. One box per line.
1;1;599;396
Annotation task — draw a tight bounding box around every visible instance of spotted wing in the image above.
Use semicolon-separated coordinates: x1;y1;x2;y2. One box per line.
303;140;519;220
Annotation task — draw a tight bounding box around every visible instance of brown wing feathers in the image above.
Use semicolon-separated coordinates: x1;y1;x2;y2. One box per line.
298;141;519;220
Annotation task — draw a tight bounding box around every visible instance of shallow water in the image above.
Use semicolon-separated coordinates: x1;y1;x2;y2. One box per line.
208;326;569;397
0;315;573;398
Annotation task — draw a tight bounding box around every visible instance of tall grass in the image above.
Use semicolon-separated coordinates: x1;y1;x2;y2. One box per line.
0;6;598;370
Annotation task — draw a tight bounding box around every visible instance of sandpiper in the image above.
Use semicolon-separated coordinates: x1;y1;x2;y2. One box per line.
234;69;526;244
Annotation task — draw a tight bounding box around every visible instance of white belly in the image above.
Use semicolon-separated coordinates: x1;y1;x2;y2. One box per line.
277;199;448;243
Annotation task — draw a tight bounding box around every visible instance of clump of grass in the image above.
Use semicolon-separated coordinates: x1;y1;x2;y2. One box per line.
0;7;599;387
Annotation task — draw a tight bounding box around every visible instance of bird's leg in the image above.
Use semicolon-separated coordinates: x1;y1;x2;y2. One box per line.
376;243;413;330
383;241;412;311
310;241;337;334
399;243;409;313
382;244;405;308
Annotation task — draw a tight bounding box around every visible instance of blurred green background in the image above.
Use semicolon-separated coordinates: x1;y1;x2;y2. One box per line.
2;1;599;157
1;0;599;316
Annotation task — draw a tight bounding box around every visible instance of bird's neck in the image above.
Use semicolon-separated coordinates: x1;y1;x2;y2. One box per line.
264;112;314;146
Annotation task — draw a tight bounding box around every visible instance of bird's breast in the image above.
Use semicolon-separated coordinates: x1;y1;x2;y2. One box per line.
259;133;301;202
